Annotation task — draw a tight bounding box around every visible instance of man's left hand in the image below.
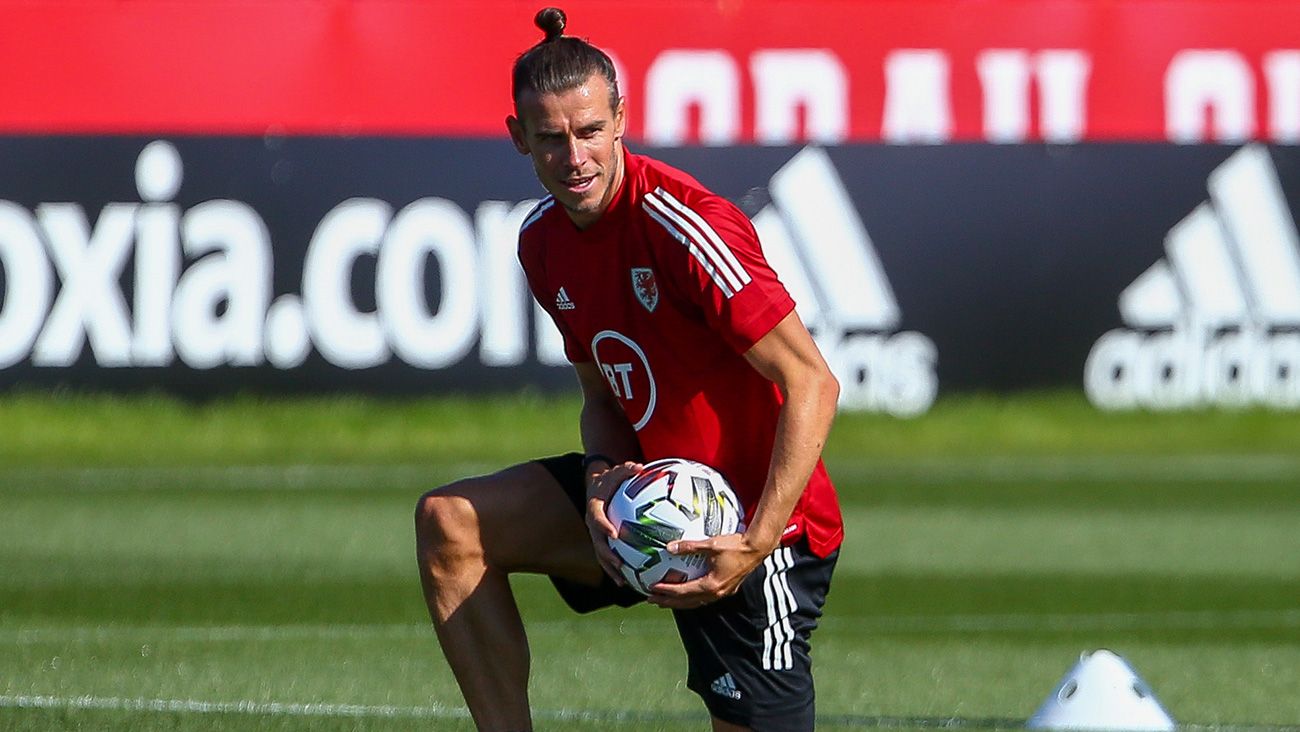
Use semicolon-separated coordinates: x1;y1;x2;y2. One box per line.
645;533;773;609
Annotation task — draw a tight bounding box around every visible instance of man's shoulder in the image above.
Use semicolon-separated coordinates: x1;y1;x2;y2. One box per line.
519;195;558;238
634;152;721;207
517;195;560;252
632;151;707;194
516;196;560;279
631;152;750;236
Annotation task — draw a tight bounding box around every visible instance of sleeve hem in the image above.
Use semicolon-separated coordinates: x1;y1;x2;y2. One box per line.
726;294;796;354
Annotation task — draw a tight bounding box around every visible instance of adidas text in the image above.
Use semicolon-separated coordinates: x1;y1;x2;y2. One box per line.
1085;145;1300;410
1088;329;1300;409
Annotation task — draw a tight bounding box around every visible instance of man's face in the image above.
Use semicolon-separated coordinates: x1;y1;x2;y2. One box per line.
508;74;626;229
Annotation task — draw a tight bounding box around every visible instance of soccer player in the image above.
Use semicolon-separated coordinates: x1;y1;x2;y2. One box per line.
414;8;843;731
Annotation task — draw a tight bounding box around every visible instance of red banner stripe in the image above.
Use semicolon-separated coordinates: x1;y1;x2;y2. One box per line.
2;0;1299;141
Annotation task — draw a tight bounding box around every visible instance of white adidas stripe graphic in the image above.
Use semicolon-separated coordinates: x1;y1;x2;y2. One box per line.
749;147;939;417
653;188;752;290
1120;146;1300;332
752;147;901;333
1085;144;1300;410
761;546;798;671
520;197;555;232
643;187;751;298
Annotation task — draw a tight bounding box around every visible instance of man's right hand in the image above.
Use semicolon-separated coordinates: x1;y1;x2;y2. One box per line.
585;460;642;585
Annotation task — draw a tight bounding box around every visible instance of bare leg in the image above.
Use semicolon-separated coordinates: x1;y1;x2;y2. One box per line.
415;462;603;732
712;718;752;732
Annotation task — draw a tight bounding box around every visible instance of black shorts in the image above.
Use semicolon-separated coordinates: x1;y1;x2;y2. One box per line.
537;453;839;732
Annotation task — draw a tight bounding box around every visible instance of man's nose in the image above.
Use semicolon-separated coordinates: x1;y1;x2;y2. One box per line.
565;136;586;167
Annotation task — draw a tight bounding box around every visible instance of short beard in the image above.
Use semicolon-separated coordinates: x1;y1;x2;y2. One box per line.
561;198;600;215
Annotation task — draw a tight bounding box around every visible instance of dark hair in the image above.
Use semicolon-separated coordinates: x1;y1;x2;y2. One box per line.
512;7;620;107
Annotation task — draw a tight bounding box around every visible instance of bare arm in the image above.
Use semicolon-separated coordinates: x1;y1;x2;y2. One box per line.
736;311;840;554
649;311;839;607
573;361;644;584
574;361;642;470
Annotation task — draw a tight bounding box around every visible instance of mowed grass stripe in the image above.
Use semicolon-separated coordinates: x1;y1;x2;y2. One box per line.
8;608;1300;646
3;393;1298;729
3;391;1300;469
4;453;1300;493
0;693;469;721
0;693;698;725
3;694;1298;732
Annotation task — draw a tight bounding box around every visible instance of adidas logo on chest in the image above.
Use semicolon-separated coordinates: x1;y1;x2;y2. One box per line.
555;287;575;311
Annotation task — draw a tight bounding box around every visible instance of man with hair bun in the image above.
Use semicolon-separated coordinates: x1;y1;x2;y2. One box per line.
414;7;843;731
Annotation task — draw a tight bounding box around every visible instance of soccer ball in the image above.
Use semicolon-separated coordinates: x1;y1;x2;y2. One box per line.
605;458;744;595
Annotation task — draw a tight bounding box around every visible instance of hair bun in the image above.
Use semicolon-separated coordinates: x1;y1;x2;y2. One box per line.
534;7;566;41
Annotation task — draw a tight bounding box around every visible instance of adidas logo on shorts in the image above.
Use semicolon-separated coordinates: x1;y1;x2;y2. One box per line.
710;672;742;700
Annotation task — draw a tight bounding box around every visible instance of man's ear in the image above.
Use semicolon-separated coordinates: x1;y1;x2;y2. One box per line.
505;115;530;155
613;97;627;141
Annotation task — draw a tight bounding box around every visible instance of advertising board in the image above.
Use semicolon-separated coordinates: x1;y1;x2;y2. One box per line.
3;1;1299;410
3;138;1297;410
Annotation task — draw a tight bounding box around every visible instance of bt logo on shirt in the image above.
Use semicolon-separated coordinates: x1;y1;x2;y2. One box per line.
591;329;657;431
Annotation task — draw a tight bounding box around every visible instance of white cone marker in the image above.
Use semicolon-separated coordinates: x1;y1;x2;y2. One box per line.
1027;649;1176;731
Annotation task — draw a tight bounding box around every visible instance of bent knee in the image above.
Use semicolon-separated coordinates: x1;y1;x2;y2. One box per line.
414;485;481;560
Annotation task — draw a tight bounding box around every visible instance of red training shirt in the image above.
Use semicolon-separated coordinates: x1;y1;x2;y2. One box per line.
518;147;843;558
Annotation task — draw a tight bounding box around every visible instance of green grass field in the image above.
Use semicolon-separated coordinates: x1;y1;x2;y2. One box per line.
1;391;1298;731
